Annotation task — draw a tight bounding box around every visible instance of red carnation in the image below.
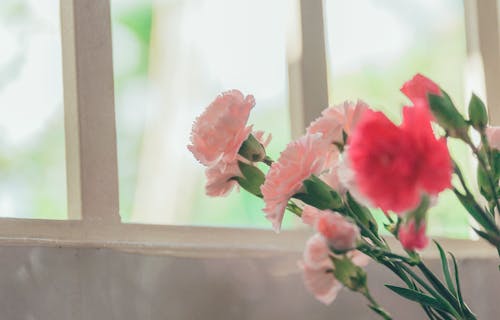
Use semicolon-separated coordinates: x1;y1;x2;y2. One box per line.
348;107;452;214
398;220;429;251
401;73;441;109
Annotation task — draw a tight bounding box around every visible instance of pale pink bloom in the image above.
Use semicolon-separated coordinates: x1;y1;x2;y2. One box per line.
205;162;241;197
307;100;369;144
298;261;343;305
253;130;272;148
398;220;429;251
319;160;347;195
316;212;360;251
299;234;342;305
348;250;370;267
261;134;332;232
298;234;369;305
486;126;500;150
302;233;332;269
301;205;329;227
336;153;373;207
188;90;254;166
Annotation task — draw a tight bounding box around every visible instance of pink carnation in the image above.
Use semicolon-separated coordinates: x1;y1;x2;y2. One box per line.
302;233;332;269
486;126;500;150
307;100;369;144
188;90;254;166
298;234;369;305
316;213;360;251
348;250;370;267
401;74;441;110
398;220;429;251
302;206;360;251
253;130;272;148
261;134;332;232
301;205;329;227
348;107;452;213
319;160;347;195
205;162;241;197
298;234;342;305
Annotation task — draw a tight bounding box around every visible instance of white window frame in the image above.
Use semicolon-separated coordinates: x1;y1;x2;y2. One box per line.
0;0;495;259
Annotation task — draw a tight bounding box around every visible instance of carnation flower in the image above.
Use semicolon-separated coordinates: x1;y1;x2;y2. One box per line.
348;107;452;213
188;90;254;166
261;134;332;232
301;205;329;227
485;126;500;150
402;106;453;195
298;234;368;305
298;234;342;305
252;130;272;148
348;250;370;267
307;100;369;144
401;73;441;109
205;162;241;197
302;233;332;269
302;206;360;251
398;220;429;251
316;213;360;251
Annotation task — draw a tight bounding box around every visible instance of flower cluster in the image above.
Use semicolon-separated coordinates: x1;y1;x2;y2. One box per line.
189;74;500;319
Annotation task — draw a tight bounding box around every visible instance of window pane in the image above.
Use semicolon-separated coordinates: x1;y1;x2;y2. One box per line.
112;0;291;226
325;0;470;237
0;0;66;219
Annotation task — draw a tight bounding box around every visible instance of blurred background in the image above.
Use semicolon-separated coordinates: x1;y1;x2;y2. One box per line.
0;0;471;237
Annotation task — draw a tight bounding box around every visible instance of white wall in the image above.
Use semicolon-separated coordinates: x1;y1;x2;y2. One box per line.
0;246;497;319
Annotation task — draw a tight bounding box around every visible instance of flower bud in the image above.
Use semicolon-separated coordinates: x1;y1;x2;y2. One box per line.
331;255;367;292
468;94;488;131
398;220;429;251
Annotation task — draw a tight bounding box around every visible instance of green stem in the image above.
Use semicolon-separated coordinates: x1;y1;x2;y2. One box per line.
344;205;386;249
363;288;393;320
359;243;418;265
466;139;500;217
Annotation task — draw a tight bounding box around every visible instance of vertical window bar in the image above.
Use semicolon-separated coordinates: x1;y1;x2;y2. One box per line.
288;0;329;137
465;0;500;125
60;0;120;224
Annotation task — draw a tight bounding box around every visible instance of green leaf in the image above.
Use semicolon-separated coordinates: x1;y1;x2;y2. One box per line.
477;164;494;201
449;253;469;318
385;285;451;313
421;306;437;320
449;253;463;309
433;241;457;297
434;309;454;320
473;228;500;247
368;305;392;320
468;93;488;130
453;189;498;232
417;263;462;314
